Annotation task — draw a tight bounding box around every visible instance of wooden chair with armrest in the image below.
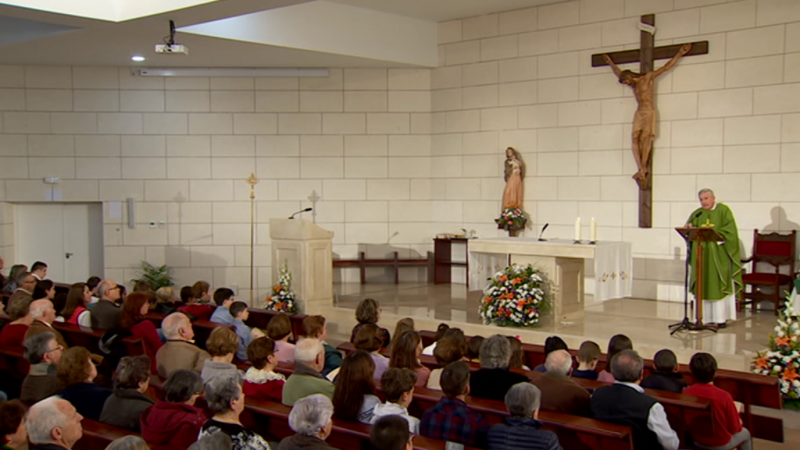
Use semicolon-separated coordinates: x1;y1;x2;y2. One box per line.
740;229;797;315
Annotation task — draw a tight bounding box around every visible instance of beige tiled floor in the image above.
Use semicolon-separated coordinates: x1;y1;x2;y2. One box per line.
335;281;779;361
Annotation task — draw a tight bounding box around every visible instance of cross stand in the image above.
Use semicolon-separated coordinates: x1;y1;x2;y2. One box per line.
670;226;723;334
591;14;708;229
307;190;321;223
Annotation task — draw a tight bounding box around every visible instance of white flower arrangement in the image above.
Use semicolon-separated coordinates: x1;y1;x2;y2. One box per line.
752;292;800;401
478;264;549;327
264;261;298;313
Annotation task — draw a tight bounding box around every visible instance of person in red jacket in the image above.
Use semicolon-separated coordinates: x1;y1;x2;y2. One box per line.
140;369;207;450
684;352;752;450
242;337;285;402
120;293;163;374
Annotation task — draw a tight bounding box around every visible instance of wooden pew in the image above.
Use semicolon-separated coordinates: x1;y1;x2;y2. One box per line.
418;329;783;442
75;418;173;450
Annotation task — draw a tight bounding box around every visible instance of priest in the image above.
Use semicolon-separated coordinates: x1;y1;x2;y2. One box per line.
685;189;743;327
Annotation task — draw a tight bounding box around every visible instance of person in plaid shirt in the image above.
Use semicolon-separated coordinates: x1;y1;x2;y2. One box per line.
420;361;489;447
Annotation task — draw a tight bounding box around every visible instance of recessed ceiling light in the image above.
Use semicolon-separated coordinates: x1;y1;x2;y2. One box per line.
131;55;146;62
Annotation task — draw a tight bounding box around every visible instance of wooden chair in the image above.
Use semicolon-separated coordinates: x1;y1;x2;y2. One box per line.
740;229;797;315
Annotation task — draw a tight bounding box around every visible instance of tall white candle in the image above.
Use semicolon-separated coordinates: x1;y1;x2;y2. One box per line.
590;217;597;242
574;217;581;241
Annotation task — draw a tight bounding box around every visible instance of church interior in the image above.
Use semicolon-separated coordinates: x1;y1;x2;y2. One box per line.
1;0;800;449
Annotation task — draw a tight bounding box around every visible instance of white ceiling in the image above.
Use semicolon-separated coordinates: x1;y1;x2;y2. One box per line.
0;0;567;68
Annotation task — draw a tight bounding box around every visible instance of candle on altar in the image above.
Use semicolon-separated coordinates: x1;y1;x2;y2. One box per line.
574;217;581;242
590;217;597;242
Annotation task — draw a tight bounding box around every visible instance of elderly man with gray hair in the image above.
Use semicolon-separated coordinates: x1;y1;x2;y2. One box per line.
277;394;339;450
487;383;563;450
591;350;678;450
469;334;529;401
282;338;335;406
21;332;63;404
199;374;271;450
26;396;84;450
25;299;68;351
155;312;210;378
531;349;590;417
90;279;123;330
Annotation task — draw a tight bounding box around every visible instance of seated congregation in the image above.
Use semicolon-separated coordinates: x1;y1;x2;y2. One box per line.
0;268;754;450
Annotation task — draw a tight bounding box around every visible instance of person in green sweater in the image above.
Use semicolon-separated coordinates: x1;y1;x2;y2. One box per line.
282;338;334;406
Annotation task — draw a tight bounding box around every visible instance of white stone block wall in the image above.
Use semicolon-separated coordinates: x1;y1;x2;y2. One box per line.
0;67;434;301
432;0;800;302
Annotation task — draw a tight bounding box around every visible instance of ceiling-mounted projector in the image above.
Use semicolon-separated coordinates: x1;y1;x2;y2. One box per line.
155;44;188;54
155;20;187;55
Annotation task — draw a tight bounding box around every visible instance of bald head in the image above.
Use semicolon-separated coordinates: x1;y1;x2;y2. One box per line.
163;312;191;340
544;349;573;376
30;299;56;324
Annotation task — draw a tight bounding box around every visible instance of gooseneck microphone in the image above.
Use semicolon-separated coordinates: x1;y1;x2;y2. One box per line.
538;223;549;241
289;207;313;219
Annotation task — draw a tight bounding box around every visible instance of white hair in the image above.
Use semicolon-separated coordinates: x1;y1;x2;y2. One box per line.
544;349;573;375
29;299;52;319
295;338;323;364
289;394;334;436
162;312;189;339
27;396;67;444
698;188;714;197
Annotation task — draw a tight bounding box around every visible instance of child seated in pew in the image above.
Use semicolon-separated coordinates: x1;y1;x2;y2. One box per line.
640;349;688;393
201;327;241;385
372;368;421;434
389;317;415;351
354;324;389;381
176;282;214;321
466;335;484;363
572;340;601;380
684;353;752;450
533;336;568;373
427;337;464;390
507;336;531;371
229;301;266;361
597;334;632;383
421;322;449;356
243;337;286;402
267;312;295;364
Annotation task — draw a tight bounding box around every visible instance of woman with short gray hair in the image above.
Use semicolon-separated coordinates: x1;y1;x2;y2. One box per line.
487;383;562;450
469;335;530;401
100;355;155;432
278;394;339;450
199;374;271;450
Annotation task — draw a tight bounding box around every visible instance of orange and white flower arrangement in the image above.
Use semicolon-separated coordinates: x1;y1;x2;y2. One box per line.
479;264;548;327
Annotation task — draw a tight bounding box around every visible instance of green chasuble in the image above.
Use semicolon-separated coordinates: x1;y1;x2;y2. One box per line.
686;203;743;301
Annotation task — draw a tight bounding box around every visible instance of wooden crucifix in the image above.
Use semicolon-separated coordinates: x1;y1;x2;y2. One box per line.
591;14;708;228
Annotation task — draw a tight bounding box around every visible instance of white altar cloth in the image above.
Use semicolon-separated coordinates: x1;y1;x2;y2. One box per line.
468;238;632;302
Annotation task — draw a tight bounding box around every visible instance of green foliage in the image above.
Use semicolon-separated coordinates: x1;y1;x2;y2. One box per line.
132;261;174;290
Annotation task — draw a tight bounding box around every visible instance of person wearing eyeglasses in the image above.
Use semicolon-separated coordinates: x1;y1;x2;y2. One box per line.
8;272;36;305
21;332;63;405
90;280;123;330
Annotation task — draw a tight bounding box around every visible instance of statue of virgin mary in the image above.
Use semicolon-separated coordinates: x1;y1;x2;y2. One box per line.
502;147;524;210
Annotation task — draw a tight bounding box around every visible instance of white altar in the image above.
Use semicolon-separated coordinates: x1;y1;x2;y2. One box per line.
469;238;632;322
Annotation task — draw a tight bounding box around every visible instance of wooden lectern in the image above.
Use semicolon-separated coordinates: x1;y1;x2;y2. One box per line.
269;218;334;314
672;227;725;333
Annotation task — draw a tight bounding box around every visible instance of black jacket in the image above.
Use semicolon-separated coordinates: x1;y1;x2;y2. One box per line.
100;388;155;432
640;371;687;393
59;383;113;421
277;434;340;450
469;368;530;401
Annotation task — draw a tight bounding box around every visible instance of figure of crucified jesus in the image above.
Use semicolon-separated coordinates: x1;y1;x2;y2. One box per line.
603;43;692;190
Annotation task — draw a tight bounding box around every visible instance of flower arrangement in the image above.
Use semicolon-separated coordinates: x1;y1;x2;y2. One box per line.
264;261;298;313
751;291;800;405
479;264;549;327
495;206;526;232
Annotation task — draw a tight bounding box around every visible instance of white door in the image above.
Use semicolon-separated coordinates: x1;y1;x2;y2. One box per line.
16;203;104;283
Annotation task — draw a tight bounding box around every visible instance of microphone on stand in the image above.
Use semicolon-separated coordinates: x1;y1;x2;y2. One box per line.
537;223;550;241
288;207;313;219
